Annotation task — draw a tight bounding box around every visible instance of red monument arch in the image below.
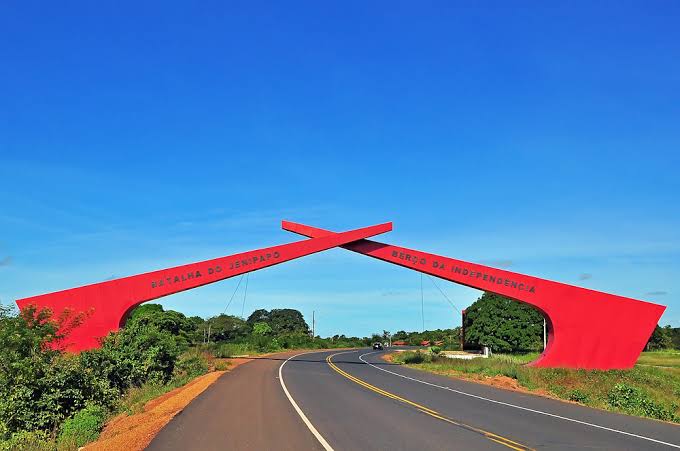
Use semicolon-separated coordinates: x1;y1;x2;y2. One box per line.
16;221;665;370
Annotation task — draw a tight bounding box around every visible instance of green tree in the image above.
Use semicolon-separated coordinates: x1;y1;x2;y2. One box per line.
646;325;673;350
246;308;309;335
463;292;543;353
206;314;250;342
246;309;270;326
393;330;408;341
125;304;199;347
670;327;680;350
269;309;309;334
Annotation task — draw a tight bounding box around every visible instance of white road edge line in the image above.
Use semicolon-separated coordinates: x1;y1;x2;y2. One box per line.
279;351;335;451
359;351;680;449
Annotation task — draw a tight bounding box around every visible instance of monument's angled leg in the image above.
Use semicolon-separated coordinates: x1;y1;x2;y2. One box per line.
16;222;392;352
281;221;665;370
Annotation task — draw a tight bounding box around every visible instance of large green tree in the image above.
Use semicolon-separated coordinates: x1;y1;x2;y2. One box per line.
206;314;250;342
126;303;199;347
246;308;309;335
463;292;543;353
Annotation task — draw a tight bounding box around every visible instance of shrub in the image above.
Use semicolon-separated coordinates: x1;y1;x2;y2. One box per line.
403;351;425;364
213;360;231;371
57;404;106;449
173;352;209;381
80;322;180;391
0;430;54;451
429;346;442;355
608;383;677;421
568;389;590;403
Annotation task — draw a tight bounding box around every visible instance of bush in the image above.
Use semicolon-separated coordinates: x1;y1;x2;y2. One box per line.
213;360;231;371
608;383;677;421
173;352;209;381
0;306;117;437
0;430;54;451
57;404;106;449
429;346;442;355
568;389;590;403
79;321;180;391
403;351;426;364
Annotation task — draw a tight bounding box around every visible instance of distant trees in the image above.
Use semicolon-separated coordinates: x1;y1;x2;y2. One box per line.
646;325;674;351
206;314;250;342
463;292;543;353
246;308;309;335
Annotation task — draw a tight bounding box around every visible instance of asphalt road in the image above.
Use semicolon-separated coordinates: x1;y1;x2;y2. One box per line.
148;349;680;450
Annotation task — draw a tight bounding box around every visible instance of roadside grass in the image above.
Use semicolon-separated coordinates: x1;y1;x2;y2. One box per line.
391;350;680;423
208;342;261;358
637;350;680;368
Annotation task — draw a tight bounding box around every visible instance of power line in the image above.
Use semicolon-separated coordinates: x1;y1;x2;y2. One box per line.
240;273;250;317
426;275;461;314
222;275;244;314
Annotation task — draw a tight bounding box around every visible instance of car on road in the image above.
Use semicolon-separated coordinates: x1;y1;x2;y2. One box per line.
372;342;384;350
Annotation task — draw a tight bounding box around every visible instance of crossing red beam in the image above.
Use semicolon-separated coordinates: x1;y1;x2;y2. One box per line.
281;221;665;370
16;222;392;352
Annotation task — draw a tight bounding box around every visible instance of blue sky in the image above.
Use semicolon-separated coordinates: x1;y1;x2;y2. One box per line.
1;2;679;337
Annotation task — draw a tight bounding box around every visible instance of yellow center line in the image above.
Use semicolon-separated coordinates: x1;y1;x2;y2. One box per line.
326;353;535;451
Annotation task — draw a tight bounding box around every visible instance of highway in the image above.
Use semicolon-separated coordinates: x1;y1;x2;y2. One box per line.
148;349;680;450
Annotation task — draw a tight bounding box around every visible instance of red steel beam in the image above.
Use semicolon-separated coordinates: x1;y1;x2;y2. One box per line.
16;222;392;352
281;221;665;369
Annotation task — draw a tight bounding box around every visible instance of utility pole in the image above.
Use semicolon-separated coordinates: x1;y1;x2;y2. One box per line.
312;310;315;338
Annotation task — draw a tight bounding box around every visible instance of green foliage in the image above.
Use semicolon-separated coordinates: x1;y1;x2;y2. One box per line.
0;302;192;444
204;314;249;342
252;322;272;336
646;325;674;351
173;351;209;381
568;389;590;403
0;305;114;437
246;308;309;335
80;320;180;391
608;383;677;421
429;346;442;355
0;430;54;451
209;342;257;358
126;304;201;348
245;308;269;325
671;327;680;350
57;404;106;449
464;292;543;353
402;351;427;364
